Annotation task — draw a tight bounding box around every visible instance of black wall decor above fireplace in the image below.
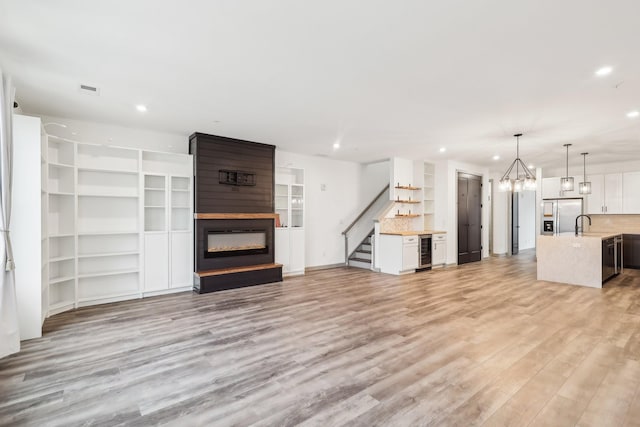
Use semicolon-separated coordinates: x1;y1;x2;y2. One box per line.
189;133;274;213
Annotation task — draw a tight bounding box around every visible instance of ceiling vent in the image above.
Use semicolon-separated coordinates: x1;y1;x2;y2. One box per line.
79;84;100;96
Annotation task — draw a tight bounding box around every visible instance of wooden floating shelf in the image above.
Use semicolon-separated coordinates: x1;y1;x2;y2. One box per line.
394;186;421;190
395;214;421;218
395;200;420;204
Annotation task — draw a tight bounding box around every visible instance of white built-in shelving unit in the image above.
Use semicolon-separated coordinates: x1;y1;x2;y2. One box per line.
142;152;193;295
423;162;435;229
275;167;305;275
42;136;193;317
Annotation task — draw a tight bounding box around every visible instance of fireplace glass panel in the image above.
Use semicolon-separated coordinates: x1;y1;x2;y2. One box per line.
206;230;268;258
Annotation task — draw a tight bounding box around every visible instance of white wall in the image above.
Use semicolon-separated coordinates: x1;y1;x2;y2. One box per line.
491;173;509;255
445;160;490;264
12;114;42;340
38;115;187;154
275;150;362;268
360;160;389;206
517;190;536;250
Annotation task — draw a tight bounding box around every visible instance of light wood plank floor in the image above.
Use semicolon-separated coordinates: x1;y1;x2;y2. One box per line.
2;252;640;426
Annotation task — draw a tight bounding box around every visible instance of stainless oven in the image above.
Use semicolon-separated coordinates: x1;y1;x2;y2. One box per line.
419;234;432;269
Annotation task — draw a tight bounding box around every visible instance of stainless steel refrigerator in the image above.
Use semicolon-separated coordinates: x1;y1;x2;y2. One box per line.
541;198;584;235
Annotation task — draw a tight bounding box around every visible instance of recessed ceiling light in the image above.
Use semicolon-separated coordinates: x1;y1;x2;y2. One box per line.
627;110;639;118
439;147;446;153
136;104;147;112
493;155;500;160
595;66;613;77
528;164;534;169
71;132;77;136
333;142;340;149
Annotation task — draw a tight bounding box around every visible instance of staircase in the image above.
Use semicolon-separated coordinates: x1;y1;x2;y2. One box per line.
348;233;373;269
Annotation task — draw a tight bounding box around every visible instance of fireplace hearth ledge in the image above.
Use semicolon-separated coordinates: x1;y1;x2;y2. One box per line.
194;263;283;294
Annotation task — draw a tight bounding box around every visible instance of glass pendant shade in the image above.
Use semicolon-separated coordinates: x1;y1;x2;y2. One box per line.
561;176;574;191
513;179;524;192
560;144;574;191
579;153;591;195
499;133;536;192
525;176;537;190
499;178;512;191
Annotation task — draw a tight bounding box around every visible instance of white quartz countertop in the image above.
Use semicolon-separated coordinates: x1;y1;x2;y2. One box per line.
543;232;622;240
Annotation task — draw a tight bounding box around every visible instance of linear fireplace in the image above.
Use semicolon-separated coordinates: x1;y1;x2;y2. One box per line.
205;229;267;258
196;218;274;271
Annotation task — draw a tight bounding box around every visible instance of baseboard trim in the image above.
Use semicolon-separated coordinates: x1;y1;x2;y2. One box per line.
305;263;346;272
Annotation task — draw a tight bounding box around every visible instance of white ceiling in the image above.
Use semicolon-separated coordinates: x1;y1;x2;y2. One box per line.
1;0;639;172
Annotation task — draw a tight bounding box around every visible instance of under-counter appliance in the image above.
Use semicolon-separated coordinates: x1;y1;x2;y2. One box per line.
418;234;432;270
540;198;583;235
603;235;623;282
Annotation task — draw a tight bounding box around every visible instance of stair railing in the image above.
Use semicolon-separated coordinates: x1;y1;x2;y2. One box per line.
342;185;390;265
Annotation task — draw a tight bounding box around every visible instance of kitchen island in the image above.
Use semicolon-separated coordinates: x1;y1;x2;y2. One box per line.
537;232;622;288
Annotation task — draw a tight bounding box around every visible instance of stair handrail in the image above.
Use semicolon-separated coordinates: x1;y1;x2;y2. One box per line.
342;184;390;265
342;184;390;236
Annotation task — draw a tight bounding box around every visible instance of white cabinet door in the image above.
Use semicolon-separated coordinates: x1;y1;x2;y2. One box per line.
623;172;640;214
289;228;305;275
379;235;403;275
144;233;169;291
586;174;605;215
274;228;290;273
432;235;446;266
605;173;623;214
402;236;419;271
170;232;192;288
542;178;561;199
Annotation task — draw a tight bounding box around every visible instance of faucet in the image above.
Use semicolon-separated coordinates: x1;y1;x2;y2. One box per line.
575;214;592;236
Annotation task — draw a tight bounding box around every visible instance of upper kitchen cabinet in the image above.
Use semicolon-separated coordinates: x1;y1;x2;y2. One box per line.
623;172;640;214
586;174;622;215
542;176;580;199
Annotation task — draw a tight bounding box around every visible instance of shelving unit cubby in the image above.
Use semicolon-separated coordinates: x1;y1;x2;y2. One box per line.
423;162;435;229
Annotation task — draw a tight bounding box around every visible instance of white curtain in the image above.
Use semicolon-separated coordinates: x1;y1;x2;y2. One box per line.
0;69;19;359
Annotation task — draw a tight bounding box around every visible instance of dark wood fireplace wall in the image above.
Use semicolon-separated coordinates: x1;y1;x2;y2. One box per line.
189;133;275;214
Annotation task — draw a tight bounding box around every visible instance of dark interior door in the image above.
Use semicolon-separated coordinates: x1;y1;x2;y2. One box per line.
512;193;519;255
458;173;482;265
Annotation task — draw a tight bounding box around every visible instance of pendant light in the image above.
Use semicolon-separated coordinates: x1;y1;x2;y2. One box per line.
560;144;574;191
499;133;536;192
579;152;591;194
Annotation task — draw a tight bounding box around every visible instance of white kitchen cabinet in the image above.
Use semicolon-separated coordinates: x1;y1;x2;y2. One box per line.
379;234;418;275
586;174;622;214
432;233;447;267
542;176;581;199
623;172;640;214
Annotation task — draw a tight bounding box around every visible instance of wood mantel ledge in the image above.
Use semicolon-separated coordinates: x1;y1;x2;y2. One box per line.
194;213;279;220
